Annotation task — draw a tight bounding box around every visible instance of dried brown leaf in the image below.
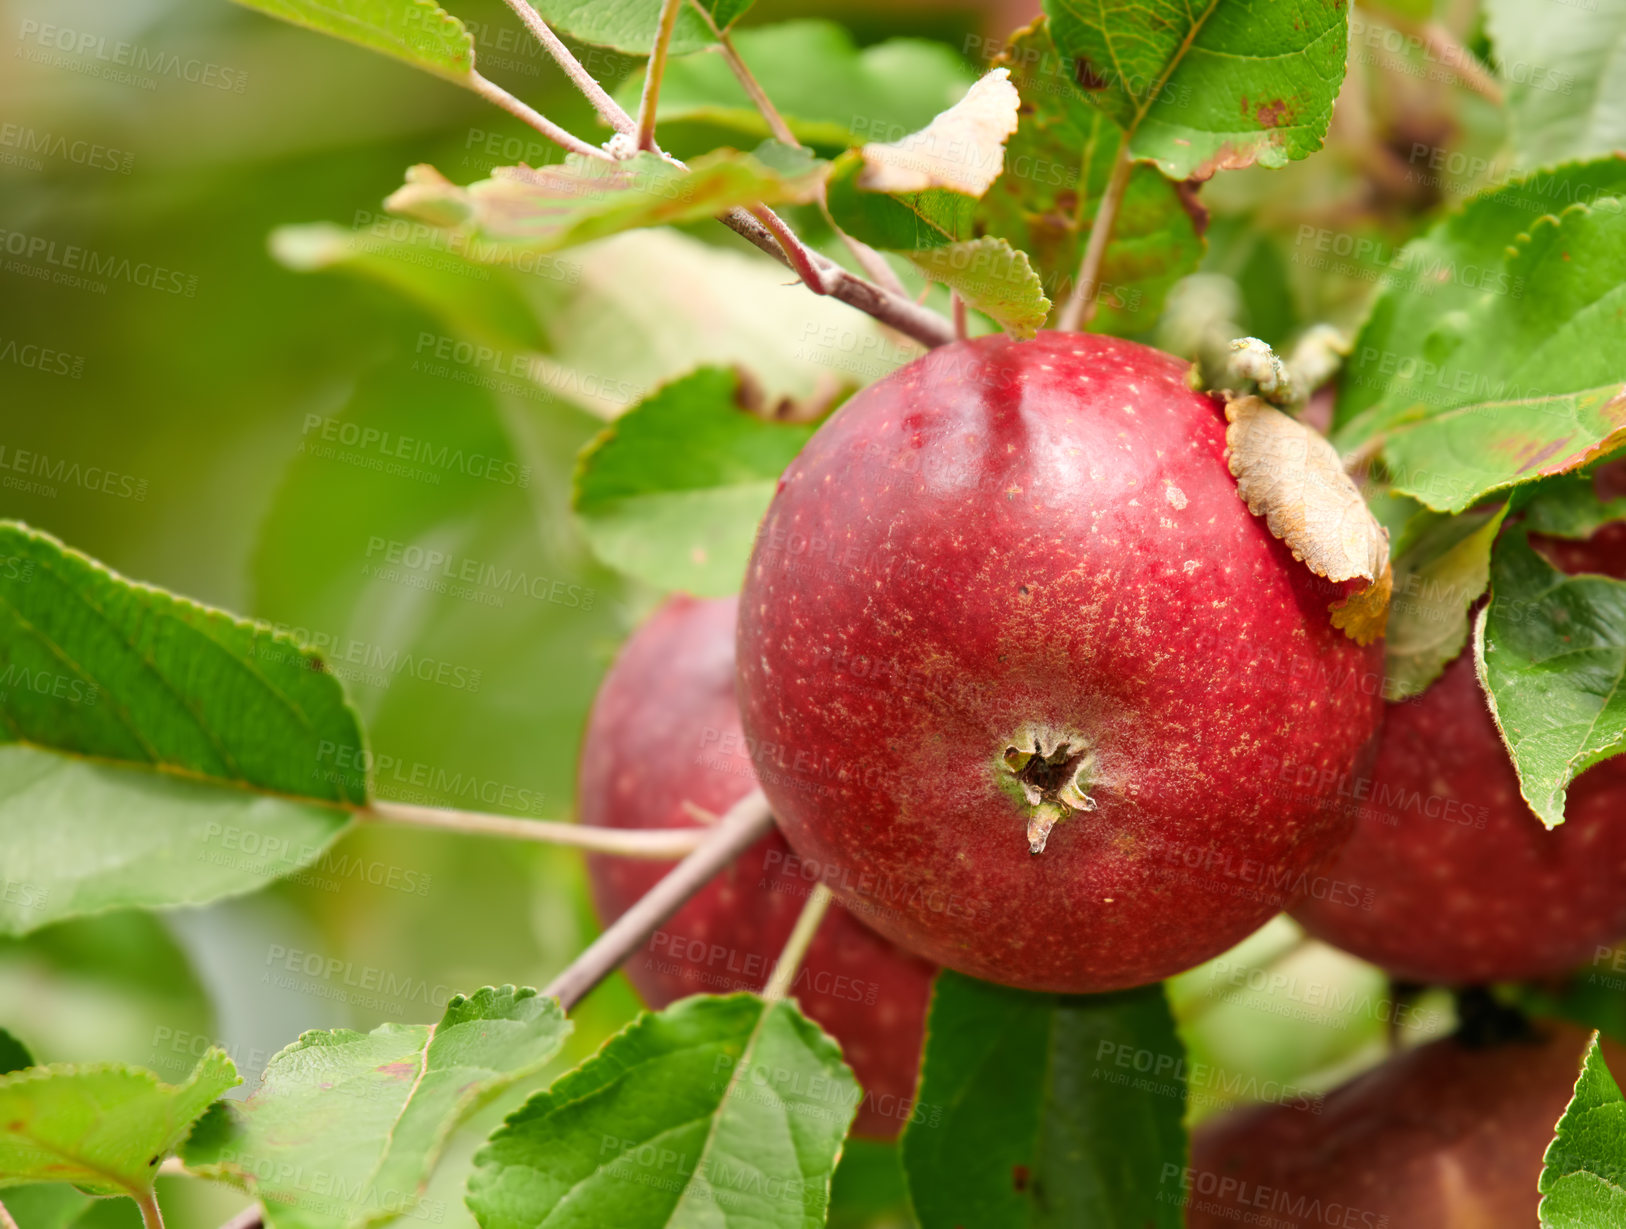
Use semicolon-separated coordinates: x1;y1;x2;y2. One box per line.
1224;395;1391;645
855;69;1019;197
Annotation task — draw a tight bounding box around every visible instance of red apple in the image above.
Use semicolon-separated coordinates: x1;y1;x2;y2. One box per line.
1293;522;1626;983
736;332;1385;994
1184;1018;1617;1227
579;594;936;1139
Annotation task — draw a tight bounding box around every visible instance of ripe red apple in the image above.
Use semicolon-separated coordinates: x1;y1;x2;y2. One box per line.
579;594;936;1139
735;332;1385;994
1293;522;1626;983
1184;1018;1618;1227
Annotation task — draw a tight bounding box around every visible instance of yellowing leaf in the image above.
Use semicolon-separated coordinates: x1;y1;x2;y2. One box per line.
1223;396;1391;645
855;69;1019;197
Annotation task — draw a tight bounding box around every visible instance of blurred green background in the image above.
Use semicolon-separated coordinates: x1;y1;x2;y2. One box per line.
0;0;1508;1224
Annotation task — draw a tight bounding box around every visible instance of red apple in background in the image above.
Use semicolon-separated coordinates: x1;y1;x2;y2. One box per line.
735;332;1385;994
1293;522;1626;983
579;594;936;1139
1186;1018;1618;1227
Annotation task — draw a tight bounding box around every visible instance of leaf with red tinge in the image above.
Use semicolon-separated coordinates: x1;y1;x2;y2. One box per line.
183;986;569;1229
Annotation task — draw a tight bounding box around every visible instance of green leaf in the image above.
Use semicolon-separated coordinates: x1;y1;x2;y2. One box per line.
1336;159;1626;430
1486;0;1626;169
573;367;817;596
467;994;859;1229
1386;505;1508;700
231;0;475;82
1041;0;1349;180
1346;201;1626;513
614;21;974;148
0;1028;31;1074
1525;467;1626;540
0;523;364;934
0;1050;238;1197
525;0;750;56
978;19;1204;336
1476;528;1626;828
901;973;1186;1229
907;240;1051;339
385;147;826;250
1540;1032;1626;1226
184;986;569;1229
848;69;1019;198
825;152;977;251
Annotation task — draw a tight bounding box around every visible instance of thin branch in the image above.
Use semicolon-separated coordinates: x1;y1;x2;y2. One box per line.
499;0;636;135
364;800;709;858
636;0;685;150
544;789;776;1010
689;2;801;149
951;291;968;342
833;225;909;298
135;1192;166;1229
467;71;610;161
720;208;954;348
1387;15;1504;104
761;884;833;1003
1059;142;1134;331
748;205;833;293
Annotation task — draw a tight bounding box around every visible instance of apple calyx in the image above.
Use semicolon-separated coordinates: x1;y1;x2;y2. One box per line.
1000;726;1098;854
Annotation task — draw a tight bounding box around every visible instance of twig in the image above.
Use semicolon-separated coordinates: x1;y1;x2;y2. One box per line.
544;789;776;1010
748;205;833;293
1058;142;1133;331
498;0;635;135
467;71;609;161
688;2;801;149
134;1192;166;1229
636;0;685;151
721;209;953;347
1390;16;1504;104
363;800;709;858
951;291;968;341
761;884;833;1003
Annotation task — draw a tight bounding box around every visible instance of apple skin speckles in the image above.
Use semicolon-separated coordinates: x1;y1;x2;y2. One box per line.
736;332;1384;994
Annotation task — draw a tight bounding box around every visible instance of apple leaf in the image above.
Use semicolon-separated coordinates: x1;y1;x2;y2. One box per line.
231;0;475;82
1041;0;1349;180
1539;1032;1626;1227
906;239;1051;340
1336;159;1626;430
523;0;750;56
1222;397;1392;645
573;367;818;596
183;986;569;1229
385;147;827;250
0;1028;31;1074
1526;469;1626;540
901;973;1185;1229
271;225;898;414
0;1050;238;1197
979;19;1204;338
1485;0;1626;169
0;522;363;934
612;21;974;148
1386;505;1508;700
1344;202;1626;514
466;994;858;1229
1475;528;1626;828
852;70;1019;197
